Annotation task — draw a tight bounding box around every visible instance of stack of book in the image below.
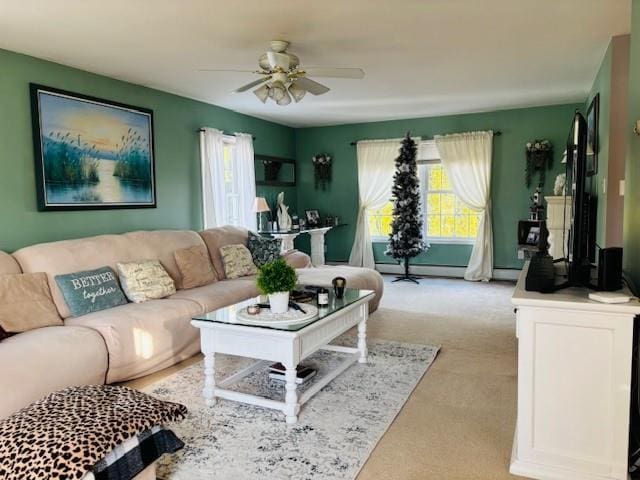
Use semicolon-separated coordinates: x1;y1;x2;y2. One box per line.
268;363;317;384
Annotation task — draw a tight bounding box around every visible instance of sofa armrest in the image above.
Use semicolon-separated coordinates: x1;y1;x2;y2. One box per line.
283;250;312;269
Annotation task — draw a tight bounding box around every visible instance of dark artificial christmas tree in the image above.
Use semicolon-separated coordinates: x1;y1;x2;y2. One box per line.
385;132;425;283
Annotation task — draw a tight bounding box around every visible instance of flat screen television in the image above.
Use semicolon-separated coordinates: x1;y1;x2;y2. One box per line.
565;111;596;286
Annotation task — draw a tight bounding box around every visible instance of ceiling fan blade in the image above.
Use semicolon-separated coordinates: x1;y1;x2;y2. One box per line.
198;68;256;73
303;67;365;79
233;76;271;93
295;77;330;96
267;51;291;70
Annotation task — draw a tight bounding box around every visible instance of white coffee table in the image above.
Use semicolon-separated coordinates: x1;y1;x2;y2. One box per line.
191;288;374;424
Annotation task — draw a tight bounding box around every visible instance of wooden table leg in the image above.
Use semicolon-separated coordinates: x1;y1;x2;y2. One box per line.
284;363;299;424
358;308;368;364
203;348;216;406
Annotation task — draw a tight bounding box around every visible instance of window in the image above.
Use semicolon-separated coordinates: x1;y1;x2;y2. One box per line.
368;201;394;238
425;163;480;242
200;128;256;230
366;146;481;243
221;137;240;226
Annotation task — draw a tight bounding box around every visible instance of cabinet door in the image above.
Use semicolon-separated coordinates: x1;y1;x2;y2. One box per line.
515;306;632;479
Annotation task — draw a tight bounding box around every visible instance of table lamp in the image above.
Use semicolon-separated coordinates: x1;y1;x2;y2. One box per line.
253;197;270;231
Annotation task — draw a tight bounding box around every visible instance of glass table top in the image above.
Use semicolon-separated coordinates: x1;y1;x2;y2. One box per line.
192;287;374;332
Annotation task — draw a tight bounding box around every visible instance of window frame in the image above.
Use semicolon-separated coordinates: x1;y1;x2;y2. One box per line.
368;210;394;243
221;135;241;227
366;141;479;245
421;160;477;245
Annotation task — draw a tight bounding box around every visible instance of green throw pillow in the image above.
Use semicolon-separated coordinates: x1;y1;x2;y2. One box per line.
247;232;282;267
55;267;128;317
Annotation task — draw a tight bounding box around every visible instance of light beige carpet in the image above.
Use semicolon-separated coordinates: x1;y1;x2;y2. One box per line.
126;275;524;480
356;276;524;480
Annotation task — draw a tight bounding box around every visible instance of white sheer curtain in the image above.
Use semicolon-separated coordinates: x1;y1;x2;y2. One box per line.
348;139;401;269
234;132;257;231
199;128;226;229
434;131;494;281
199;129;256;230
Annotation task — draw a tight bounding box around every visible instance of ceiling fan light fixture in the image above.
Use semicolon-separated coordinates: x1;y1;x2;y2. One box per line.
269;81;286;102
276;89;292;106
253;85;269;103
288;82;306;103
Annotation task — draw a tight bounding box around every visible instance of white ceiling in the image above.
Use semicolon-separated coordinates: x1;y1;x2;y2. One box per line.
0;0;630;128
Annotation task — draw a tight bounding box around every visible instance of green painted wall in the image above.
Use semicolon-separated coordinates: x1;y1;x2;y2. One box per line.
624;0;640;292
0;49;295;252
586;42;612;249
295;103;581;269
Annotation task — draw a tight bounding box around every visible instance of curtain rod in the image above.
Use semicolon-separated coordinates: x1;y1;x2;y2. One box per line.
349;131;502;146
197;128;256;140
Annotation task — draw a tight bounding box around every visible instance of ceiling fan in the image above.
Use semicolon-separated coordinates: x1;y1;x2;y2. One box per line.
199;40;365;106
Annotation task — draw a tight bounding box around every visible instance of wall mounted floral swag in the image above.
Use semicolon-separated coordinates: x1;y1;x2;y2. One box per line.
312;153;332;190
525;139;553;188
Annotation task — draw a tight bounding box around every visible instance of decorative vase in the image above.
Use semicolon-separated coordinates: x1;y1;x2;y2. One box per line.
268;291;290;314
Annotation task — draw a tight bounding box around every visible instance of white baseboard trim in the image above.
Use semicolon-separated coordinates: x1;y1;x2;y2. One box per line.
326;262;520;281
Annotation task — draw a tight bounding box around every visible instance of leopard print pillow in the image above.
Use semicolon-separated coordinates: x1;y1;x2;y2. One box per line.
0;385;187;480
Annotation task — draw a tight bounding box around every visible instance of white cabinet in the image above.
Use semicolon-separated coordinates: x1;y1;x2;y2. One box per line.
511;263;640;479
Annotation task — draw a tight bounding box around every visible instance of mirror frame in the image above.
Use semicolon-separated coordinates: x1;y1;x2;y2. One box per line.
255;154;296;187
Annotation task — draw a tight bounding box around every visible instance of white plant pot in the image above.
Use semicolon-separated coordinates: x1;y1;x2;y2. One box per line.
268;291;290;314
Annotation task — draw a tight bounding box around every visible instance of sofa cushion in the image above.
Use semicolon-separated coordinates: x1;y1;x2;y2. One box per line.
0;252;20;275
0;325;108;419
12;230;206;318
66;299;202;383
219;244;258;279
0;272;62;333
296;266;384;313
117;260;176;303
55;266;127;317
121;231;205;286
247;231;282;267
174;245;217;289
170;276;260;312
198;226;249;280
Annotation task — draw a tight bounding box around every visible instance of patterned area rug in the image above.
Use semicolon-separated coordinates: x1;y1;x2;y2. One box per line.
144;336;439;480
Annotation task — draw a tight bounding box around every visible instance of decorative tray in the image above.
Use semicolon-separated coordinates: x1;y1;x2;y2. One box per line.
236;303;318;326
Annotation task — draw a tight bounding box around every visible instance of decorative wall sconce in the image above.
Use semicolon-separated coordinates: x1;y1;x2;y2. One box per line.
312;153;332;190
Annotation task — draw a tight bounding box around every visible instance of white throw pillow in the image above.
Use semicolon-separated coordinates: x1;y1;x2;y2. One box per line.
116;260;176;303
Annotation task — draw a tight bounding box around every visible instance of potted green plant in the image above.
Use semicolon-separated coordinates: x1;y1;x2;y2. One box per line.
256;258;298;314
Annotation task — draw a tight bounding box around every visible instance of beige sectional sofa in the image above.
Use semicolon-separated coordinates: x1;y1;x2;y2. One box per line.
0;227;383;419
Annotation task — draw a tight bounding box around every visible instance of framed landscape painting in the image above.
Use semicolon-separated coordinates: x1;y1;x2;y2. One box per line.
30;84;156;210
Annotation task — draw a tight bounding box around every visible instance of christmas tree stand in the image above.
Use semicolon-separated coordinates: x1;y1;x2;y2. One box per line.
392;258;420;284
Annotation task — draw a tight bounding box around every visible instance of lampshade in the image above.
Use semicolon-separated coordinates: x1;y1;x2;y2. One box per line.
276;89;292;106
288;82;306;103
269;81;287;102
253;197;270;213
253;85;269;103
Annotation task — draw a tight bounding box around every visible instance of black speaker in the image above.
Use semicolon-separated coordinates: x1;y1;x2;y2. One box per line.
598;247;623;291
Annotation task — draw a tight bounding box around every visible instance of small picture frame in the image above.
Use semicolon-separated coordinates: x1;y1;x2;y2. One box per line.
526;226;541;246
586;93;599;176
305;210;320;227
